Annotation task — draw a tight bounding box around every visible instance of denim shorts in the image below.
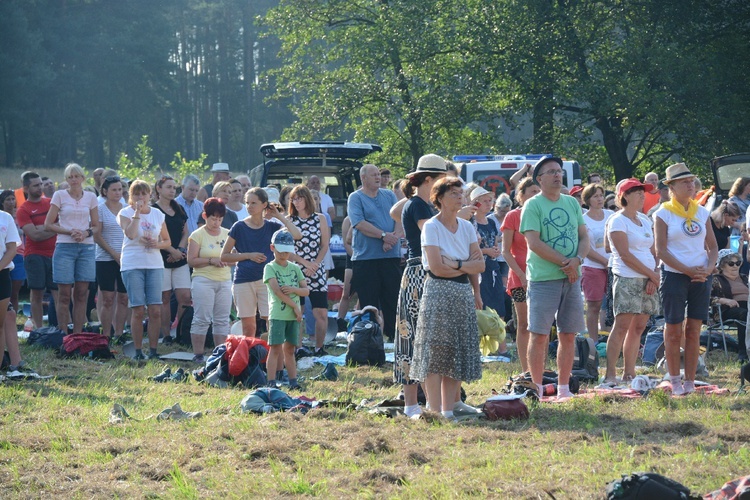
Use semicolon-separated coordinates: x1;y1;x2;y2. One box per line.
121;268;164;307
527;277;585;335
53;243;96;284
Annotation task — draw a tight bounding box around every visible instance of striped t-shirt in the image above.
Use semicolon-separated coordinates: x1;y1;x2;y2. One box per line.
96;200;126;261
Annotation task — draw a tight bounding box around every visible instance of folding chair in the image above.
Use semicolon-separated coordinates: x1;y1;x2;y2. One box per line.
705;304;745;358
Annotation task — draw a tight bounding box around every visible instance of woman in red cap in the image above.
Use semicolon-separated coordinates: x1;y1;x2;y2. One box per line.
603;179;659;384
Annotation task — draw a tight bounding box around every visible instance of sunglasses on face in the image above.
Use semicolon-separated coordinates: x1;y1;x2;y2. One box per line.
725;261;741;267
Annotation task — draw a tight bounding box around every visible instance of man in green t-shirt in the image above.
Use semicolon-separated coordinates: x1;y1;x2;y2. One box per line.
263;230;309;390
520;157;589;400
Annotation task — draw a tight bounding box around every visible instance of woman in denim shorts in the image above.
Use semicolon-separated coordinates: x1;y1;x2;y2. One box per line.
44;163;99;334
118;180;171;360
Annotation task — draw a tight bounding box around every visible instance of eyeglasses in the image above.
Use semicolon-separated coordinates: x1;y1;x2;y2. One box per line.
539;169;563;176
104;176;120;182
725;261;741;267
291;197;304;203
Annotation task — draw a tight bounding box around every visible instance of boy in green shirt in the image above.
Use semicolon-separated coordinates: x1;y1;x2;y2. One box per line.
263;230;309;390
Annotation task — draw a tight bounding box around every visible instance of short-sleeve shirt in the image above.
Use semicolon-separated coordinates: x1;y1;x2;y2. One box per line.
263;260;305;321
520;193;585;282
319;193;335;228
189;226;231;282
654;204;710;274
347;188;399;261
228;219;281;284
421;216;476;271
152;202;188;269
0;211;21;270
582;209;614;270
96;200;126;261
50;190;98;244
402;196;436;259
607;212;655;279
16;198;56;257
117;206;166;271
176;194;203;235
500;208;527;291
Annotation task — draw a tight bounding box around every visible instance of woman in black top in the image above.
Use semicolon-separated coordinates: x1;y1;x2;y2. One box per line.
709;200;741;251
389;154;446;419
153;175;191;341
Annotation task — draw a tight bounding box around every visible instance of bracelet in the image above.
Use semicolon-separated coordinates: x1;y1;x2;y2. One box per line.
132;216;140;220
457;260;463;270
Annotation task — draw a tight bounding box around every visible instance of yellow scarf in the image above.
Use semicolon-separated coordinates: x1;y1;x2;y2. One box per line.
662;197;699;227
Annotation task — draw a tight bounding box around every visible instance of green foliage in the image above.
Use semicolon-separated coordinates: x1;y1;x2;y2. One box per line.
117;135;158;183
170;152;209;184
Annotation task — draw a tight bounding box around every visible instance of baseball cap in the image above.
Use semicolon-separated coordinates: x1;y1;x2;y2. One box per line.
615;178;648;198
271;230;296;253
531;157;564;183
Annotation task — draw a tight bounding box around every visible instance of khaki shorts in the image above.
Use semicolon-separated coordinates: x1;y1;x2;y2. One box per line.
162;265;191;292
232;280;269;319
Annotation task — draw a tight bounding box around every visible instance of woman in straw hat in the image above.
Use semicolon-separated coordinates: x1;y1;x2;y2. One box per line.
654;163;718;396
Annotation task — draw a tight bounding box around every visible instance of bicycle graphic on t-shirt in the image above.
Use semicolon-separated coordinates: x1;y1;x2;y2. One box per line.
543;207;576;256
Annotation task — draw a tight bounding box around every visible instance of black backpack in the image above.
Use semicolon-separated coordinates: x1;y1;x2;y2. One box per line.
571;334;599;381
175;306;213;349
606;472;700;499
345;313;385;366
27;327;66;349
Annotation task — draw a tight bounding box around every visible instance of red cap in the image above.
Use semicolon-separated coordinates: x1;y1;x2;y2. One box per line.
616;178;648;198
569;185;583;196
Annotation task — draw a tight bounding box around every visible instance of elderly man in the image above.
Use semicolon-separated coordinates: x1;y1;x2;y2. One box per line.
642;171;660;213
177;174;204;234
235;174;252;199
306;175;336;223
520;157;588;400
348;164;402;341
197;163;231;202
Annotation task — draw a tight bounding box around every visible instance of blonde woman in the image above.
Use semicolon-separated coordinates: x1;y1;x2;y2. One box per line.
44;163;99;334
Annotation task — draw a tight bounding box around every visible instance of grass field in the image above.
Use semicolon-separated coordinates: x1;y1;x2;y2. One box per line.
0;336;748;498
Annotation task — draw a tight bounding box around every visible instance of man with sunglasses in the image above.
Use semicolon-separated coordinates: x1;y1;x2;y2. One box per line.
520;156;589;400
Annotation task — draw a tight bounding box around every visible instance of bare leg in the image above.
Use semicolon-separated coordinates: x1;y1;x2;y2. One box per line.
56;284;73;332
30;289;45;329
622;314;649;380
241;316;257;337
313;307;327;350
114;292;129;336
683;318;703;382
130;306;145;349
605;313;633;382
266;345;282;381
403;384;419;407
173;288;191;334
514;301;530;373
664;322;683;378
441;376;461;412
10;280;22;313
3;308;22;366
423;373;442;412
146;304;161;349
586;300;602;342
99;290;116;338
337;268;353;319
160;290;172;338
283;342;297;379
71;281;89;333
528;332;550;387
556;332;576;386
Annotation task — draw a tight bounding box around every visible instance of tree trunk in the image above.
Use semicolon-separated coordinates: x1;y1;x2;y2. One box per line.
595;116;633;181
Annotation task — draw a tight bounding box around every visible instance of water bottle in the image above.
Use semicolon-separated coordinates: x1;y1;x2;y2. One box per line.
24;319;34;332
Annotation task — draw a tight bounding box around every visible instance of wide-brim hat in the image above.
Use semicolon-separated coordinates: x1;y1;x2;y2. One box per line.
616;178;649;198
664;162;696;184
211;162;230;172
531;156;564;183
470;186;492;202
406;154;448;178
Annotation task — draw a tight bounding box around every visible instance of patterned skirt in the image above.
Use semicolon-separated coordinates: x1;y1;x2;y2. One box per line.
411;275;483;383
393;257;425;385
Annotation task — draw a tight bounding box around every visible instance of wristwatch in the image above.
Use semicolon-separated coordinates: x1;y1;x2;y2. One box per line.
380;231;386;240
86;228;93;238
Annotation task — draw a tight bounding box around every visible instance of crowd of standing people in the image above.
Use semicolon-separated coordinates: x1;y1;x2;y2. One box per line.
1;155;749;414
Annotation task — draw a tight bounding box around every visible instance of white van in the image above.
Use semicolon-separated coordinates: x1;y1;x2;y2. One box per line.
454;154;582;196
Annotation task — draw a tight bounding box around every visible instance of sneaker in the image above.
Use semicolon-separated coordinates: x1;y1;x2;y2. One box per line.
133;353;146;361
192;368;206;382
192;354;205;364
314;347;329;357
169;368;187;383
453;401;483;416
265;380;279;389
150;367;172;382
288;381;303;391
148;352;160;360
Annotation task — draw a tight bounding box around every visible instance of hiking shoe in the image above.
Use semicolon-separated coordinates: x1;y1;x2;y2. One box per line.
156;403;202;421
169;368;187;383
336;318;348;332
133;353;146;361
288;381;304;391
192;354;205;364
148;352;160;360
150;367;172;382
192;368;206;383
314;347;329;357
265;380;280;389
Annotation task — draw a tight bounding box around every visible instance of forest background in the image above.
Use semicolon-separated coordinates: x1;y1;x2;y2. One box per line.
1;0;749;182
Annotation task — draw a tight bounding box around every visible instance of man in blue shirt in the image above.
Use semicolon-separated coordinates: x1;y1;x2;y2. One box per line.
177;174;204;235
348;164;402;341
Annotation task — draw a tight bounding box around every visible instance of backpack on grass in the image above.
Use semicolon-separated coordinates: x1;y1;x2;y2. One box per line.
571;334;599;381
605;472;700;499
60;333;113;359
345;308;385;366
27;327;66;349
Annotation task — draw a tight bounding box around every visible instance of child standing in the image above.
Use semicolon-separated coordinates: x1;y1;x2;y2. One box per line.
263;230;309;390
